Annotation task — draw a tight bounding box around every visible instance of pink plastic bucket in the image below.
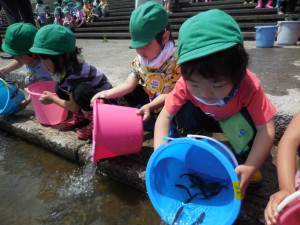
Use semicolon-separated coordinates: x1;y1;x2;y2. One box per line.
276;190;300;225
26;81;68;125
92;100;143;162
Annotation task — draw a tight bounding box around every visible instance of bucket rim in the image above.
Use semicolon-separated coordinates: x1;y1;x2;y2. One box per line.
25;81;57;96
146;137;241;225
255;25;277;28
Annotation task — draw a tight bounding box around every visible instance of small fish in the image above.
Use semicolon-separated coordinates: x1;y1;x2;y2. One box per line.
172;205;184;225
191;212;205;225
171;193;203;225
175;184;192;199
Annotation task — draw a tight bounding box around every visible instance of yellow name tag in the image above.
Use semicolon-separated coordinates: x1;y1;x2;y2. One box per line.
232;181;242;200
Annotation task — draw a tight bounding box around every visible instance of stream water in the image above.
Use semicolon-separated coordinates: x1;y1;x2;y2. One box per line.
0;130;163;225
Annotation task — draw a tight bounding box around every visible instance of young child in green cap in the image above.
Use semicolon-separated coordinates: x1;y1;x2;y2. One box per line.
0;22;52;109
154;9;276;198
30;24;115;140
91;1;181;131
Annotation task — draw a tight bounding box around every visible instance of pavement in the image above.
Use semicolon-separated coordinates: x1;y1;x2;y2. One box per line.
0;39;300;225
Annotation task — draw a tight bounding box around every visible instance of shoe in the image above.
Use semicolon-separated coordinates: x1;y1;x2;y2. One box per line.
76;122;93;140
56;111;87;131
249;170;263;186
76;111;93;140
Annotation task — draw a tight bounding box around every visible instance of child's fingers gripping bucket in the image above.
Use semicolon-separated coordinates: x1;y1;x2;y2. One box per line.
255;25;277;48
146;135;241;225
92;100;144;162
25;81;68;125
277;21;300;45
0;78;25;116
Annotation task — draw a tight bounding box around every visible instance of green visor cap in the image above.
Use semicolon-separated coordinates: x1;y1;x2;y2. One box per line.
2;23;38;56
76;2;82;7
129;1;168;49
178;9;243;64
30;24;76;55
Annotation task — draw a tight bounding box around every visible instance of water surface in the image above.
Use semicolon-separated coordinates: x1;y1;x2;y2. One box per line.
0;130;162;225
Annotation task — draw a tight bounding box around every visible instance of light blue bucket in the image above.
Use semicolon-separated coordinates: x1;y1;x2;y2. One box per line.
146;135;241;225
0;78;25;115
255;25;277;48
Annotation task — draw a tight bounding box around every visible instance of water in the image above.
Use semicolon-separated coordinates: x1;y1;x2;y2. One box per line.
0;130;163;225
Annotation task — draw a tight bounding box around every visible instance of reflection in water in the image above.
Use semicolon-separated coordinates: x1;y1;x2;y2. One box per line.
0;131;162;225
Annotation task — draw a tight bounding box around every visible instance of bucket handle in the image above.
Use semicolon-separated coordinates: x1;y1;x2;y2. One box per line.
0;78;20;99
277;190;300;212
187;135;238;167
7;81;20;99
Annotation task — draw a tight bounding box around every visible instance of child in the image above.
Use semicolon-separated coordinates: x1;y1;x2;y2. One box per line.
82;0;91;20
75;2;86;27
63;9;76;31
264;111;300;225
99;0;108;17
154;9;276;198
88;5;101;22
91;2;181;130
30;24;114;140
0;23;52;109
35;0;47;27
53;9;63;25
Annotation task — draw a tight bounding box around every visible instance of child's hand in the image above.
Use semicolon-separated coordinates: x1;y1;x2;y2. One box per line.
136;104;151;122
264;190;291;225
235;164;254;199
39;91;55;105
17;98;31;109
90;91;108;107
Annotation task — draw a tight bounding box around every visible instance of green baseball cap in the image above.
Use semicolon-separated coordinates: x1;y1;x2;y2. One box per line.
2;23;38;56
63;9;70;14
30;25;76;55
178;9;243;64
76;2;82;7
54;1;59;6
129;1;168;49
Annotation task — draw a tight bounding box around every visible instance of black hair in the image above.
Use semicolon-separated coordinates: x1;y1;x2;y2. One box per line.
155;23;175;48
37;47;82;74
180;44;249;87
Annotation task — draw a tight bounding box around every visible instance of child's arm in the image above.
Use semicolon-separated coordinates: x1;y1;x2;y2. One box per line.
136;88;172;122
39;91;80;112
0;60;24;77
154;107;174;150
91;75;139;104
265;112;300;225
235;119;275;198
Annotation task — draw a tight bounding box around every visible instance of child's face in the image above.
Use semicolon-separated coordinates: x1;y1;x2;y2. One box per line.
136;39;162;61
186;74;234;104
14;55;34;64
41;58;54;73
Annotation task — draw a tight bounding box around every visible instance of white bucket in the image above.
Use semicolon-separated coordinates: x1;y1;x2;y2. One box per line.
277;21;300;45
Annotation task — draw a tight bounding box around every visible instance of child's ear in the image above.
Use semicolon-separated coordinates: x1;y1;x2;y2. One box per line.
162;30;171;46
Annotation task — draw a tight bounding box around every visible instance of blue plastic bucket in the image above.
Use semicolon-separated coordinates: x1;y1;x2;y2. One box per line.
146;135;241;225
255;25;277;48
0;78;25;115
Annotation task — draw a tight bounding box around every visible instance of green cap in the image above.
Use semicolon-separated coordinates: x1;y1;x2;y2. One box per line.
178;9;243;64
2;23;38;56
54;9;60;14
30;25;76;55
63;9;70;14
54;1;59;6
129;1;168;49
76;2;82;7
